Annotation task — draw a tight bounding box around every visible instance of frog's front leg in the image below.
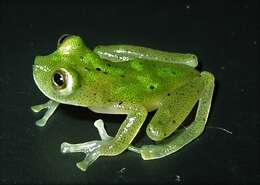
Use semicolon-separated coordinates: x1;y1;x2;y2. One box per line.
61;140;103;171
31;100;59;127
92;119;142;153
61;103;147;171
61;119;111;171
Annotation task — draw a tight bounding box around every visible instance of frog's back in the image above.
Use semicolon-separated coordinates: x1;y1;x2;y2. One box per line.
98;59;200;111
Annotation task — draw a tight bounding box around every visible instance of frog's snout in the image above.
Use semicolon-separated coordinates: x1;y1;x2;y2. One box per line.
33;56;51;73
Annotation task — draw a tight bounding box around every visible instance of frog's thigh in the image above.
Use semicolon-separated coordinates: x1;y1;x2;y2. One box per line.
94;45;198;67
146;76;205;141
140;71;214;160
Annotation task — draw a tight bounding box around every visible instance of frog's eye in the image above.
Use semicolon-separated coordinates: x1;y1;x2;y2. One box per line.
57;34;71;47
53;69;67;89
52;68;78;95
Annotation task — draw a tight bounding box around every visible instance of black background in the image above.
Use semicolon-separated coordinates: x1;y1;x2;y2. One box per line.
0;1;259;185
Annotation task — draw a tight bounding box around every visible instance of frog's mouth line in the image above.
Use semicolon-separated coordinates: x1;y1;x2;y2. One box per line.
32;64;54;102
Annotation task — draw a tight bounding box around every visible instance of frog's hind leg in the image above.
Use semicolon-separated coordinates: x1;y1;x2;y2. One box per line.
134;71;215;160
94;45;198;67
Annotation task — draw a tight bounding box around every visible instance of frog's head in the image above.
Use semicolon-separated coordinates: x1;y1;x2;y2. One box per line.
33;34;91;106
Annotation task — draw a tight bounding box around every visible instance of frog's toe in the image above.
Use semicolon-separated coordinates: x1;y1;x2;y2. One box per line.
60;142;71;153
31;105;44;112
76;151;100;171
35;117;48;127
60;141;88;153
61;140;103;154
94;119;113;141
76;160;88;171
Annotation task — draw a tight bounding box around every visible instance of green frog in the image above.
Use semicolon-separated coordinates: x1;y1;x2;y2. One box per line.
31;34;215;171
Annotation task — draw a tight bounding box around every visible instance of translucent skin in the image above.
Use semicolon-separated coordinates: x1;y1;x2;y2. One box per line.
33;36;199;110
32;35;215;171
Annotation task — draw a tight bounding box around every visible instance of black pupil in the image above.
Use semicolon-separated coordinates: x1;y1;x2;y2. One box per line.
54;73;64;86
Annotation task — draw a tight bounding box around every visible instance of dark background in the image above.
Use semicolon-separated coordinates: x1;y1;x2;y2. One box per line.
0;0;259;184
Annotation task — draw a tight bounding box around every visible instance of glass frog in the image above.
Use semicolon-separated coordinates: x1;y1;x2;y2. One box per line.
31;34;215;171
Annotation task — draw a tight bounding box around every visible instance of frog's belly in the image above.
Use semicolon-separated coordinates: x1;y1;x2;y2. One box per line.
89;100;160;114
89;96;161;114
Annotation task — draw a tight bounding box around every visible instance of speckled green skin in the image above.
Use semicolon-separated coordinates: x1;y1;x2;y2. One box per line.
32;35;215;171
34;36;199;110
